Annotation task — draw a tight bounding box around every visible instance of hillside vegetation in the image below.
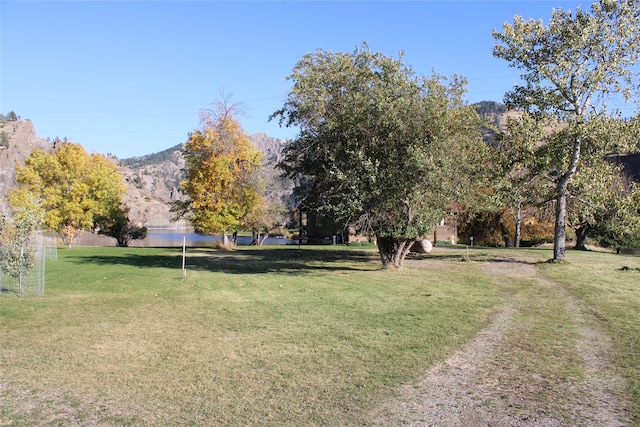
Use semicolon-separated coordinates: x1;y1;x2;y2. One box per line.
0;119;293;227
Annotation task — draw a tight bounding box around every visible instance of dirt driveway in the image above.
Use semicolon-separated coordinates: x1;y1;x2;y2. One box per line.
372;256;631;426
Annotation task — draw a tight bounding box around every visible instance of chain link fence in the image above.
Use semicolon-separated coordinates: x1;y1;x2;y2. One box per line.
0;233;57;297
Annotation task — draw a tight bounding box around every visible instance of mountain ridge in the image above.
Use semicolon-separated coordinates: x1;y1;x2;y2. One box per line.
0;119;294;227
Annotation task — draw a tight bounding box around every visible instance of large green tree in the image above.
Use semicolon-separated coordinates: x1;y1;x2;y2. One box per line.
591;181;640;252
492;112;550;247
493;0;640;260
271;44;488;268
10;143;127;247
174;102;262;247
95;204;148;247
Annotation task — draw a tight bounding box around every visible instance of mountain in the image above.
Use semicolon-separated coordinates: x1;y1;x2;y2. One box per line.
119;144;186;227
119;133;293;227
0;119;56;216
0;119;294;227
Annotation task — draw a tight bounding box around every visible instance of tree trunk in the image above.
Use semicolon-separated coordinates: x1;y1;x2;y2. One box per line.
258;231;269;246
553;186;568;261
574;221;591;251
377;236;415;269
514;200;522;248
222;232;231;248
499;221;513;248
553;135;581;261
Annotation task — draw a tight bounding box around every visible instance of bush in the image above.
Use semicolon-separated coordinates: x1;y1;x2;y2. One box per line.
0;131;9;149
0;212;42;278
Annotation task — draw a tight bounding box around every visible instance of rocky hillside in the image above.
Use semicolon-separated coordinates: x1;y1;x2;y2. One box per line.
0;119;56;216
119;145;186;228
119;133;293;227
0;120;294;227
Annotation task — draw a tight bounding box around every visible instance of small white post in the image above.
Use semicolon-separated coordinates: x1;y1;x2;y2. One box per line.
182;236;186;278
19;247;24;297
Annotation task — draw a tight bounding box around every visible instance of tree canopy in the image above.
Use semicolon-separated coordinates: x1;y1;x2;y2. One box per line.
175;104;262;245
271;44;489;268
95;204;148;247
493;0;640;260
10;143;127;247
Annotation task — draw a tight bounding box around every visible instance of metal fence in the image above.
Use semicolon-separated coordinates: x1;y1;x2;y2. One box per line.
0;234;57;297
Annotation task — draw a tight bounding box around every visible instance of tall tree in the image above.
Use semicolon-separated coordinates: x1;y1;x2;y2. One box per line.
174;102;262;246
565;158;625;250
591;182;640;252
95;204;148;247
493;112;550;247
10;143;126;247
493;0;640;260
271;44;489;268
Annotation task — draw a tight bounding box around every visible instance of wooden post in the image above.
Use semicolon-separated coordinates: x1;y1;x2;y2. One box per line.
182;236;186;278
19;247;24;297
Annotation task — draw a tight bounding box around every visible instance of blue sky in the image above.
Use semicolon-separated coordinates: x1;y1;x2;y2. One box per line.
2;1;587;159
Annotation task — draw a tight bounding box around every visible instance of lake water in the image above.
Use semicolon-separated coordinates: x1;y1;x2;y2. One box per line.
69;229;293;247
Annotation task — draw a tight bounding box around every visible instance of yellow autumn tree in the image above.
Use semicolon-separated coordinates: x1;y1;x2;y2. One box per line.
174;103;262;247
10;143;127;247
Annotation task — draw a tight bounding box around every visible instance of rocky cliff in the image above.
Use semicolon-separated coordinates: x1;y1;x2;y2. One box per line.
0;119;293;227
119;133;293;227
0;120;56;216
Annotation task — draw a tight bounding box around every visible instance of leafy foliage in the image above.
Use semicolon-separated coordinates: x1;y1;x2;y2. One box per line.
9;143;127;247
489;112;552;247
590;181;640;251
175;104;262;242
493;0;640;260
0;210;42;278
0;131;9;149
271;44;489;268
458;208;554;247
95;205;148;247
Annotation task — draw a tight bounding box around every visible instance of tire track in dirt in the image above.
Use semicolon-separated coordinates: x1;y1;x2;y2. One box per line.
372;257;631;426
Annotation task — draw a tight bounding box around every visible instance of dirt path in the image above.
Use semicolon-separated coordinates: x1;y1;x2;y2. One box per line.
372;257;631;426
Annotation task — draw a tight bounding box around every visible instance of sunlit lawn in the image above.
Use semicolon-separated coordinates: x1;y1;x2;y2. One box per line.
537;249;640;423
1;245;502;426
1;245;639;425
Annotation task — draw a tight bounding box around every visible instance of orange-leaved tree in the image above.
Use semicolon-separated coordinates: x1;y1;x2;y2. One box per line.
174;102;262;247
10;143;127;247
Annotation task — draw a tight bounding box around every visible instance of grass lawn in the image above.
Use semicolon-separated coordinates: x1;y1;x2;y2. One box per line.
1;245;638;425
1;245;503;426
537;250;640;423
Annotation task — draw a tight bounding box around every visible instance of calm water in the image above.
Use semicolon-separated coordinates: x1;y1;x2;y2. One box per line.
67;229;293;247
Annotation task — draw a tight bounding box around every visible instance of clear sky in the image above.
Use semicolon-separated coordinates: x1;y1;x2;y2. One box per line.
2;0;587;159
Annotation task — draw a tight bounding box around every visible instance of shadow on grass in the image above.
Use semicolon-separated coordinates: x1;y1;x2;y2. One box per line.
408;248;541;266
63;246;381;275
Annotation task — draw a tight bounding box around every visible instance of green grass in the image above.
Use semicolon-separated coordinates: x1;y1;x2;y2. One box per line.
537;250;640;423
0;246;502;426
2;245;639;425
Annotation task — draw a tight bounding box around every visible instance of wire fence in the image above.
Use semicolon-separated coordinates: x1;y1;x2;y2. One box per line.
0;234;57;297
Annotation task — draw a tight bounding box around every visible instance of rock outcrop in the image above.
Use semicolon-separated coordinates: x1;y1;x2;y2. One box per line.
0;120;56;216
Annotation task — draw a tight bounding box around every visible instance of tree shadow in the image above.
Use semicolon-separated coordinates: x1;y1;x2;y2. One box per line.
62;246;381;275
408;248;540;266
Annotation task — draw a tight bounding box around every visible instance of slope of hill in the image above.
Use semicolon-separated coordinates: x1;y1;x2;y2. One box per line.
0;120;293;227
119;133;293;227
119;144;186;227
0;119;56;216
